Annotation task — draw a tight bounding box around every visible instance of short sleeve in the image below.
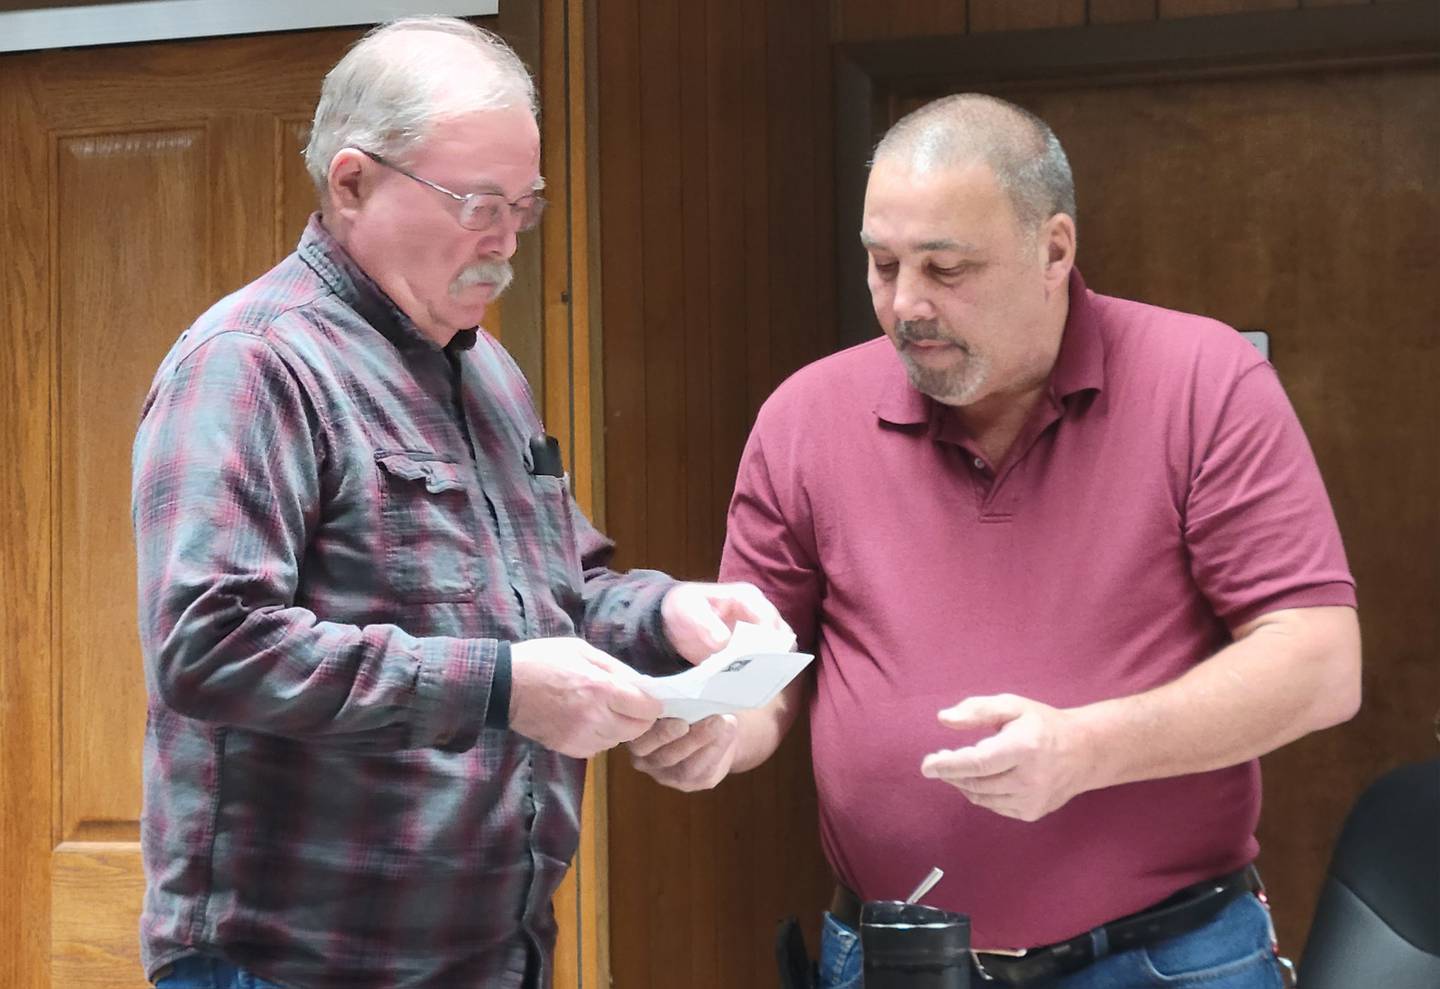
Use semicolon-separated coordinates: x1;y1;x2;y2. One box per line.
720;422;824;651
1184;363;1356;628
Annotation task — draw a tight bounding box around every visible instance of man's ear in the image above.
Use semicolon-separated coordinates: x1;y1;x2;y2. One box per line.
1042;212;1076;293
326;148;370;216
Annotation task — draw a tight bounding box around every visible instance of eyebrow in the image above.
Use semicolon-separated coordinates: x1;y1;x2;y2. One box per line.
471;176;547;197
859;231;979;253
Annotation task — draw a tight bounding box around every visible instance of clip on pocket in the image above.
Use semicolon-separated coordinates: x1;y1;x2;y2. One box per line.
528;434;564;478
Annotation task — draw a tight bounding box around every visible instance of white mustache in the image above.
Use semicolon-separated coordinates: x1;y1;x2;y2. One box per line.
451;260;513;297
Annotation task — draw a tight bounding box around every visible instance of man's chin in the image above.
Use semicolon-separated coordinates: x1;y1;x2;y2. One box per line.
435;295;494;335
903;361;982;407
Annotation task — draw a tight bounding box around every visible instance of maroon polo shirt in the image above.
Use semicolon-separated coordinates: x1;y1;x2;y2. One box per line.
720;271;1355;948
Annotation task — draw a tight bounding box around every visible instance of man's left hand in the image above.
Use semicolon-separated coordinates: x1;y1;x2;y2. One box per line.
660;581;791;665
920;694;1092;823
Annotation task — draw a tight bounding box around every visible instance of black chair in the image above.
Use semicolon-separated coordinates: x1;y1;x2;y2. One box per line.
1297;758;1440;988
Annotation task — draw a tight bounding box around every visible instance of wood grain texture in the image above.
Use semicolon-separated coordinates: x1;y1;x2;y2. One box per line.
51;843;147;988
0;50;58;989
1160;0;1298;17
1089;0;1160;23
597;0;838;986
568;0;598;518
55;127;209;841
596;0;651;572
275;116;317;264
970;0;1086;32
832;0;969;41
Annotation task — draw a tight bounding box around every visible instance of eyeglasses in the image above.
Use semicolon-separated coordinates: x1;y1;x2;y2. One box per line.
358;148;547;233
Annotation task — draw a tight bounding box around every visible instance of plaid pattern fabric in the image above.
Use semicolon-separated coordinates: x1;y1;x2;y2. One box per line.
132;215;680;989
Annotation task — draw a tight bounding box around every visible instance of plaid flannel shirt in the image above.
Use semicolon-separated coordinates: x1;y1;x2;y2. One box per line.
132;215;680;989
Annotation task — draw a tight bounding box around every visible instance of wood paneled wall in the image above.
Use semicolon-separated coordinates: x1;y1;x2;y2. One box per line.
594;1;838;986
828;0;1407;40
598;1;1438;985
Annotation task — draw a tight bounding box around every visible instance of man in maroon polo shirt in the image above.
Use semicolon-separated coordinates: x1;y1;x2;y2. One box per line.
627;94;1360;988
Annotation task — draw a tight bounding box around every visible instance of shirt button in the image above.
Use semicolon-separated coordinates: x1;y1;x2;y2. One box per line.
973;457;986;471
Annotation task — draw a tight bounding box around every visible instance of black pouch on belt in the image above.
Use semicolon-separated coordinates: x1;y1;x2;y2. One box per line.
776;915;818;989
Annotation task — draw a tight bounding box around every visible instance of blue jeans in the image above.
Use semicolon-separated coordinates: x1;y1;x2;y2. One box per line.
152;955;286;989
819;893;1286;988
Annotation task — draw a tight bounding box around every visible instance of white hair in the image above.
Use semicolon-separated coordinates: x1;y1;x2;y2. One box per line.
303;16;537;195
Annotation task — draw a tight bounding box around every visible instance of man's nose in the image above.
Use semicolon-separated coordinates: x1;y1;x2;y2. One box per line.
480;207;527;259
485;222;519;260
892;268;935;322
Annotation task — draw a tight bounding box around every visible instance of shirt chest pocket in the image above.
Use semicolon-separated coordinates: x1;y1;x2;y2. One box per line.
375;451;479;604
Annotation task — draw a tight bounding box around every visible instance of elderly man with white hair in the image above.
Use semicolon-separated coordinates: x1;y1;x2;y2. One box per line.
132;17;783;989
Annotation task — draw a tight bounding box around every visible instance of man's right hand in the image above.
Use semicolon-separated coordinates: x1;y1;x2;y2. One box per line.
627;715;740;792
508;638;662;758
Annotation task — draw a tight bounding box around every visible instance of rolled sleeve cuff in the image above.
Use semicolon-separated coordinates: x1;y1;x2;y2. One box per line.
636;587;687;672
409;636;502;752
1221;579;1358;630
484;641;512;731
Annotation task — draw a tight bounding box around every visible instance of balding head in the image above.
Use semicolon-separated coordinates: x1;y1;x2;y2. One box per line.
873;94;1075;235
303;16;536;196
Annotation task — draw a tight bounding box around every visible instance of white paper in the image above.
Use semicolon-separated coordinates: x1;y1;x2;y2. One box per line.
637;622;812;723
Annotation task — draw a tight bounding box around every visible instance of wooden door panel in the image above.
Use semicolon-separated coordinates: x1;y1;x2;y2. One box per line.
57;126;213;844
277;116;319;259
207;114;285;292
52;843;147;988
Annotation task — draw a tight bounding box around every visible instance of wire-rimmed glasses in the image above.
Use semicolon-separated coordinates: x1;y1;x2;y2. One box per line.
358;148;546;232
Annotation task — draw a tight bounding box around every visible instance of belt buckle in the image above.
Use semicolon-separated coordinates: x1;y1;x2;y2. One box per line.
970;946;1027;983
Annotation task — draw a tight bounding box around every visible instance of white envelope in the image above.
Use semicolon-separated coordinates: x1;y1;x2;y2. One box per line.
637;621;813;724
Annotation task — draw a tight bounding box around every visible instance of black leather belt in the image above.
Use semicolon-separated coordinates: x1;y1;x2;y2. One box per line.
829;865;1263;987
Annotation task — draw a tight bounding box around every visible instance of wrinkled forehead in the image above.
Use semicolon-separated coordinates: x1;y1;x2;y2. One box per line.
420;104;540;156
414;106;543;188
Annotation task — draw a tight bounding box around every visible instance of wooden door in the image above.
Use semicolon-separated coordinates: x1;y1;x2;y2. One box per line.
0;15;598;987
